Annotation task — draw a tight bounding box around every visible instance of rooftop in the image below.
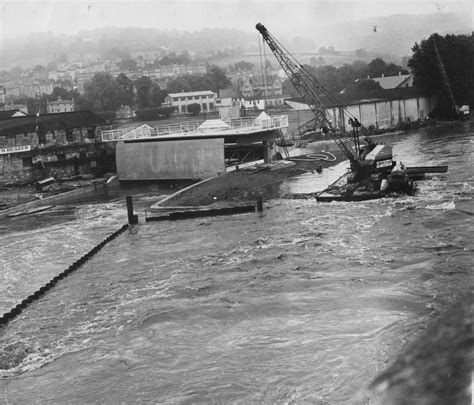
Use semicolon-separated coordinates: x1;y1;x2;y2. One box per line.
167;90;215;98
287;87;432;108
0;111;108;137
371;74;412;89
47;98;74;105
100;113;288;142
0;109;27;120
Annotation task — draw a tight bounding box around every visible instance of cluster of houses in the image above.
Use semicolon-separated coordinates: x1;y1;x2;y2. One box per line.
0;60;209;102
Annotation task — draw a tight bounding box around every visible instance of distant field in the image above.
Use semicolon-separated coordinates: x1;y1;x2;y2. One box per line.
209;51;397;69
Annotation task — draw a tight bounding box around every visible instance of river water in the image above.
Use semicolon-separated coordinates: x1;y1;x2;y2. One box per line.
0;122;472;404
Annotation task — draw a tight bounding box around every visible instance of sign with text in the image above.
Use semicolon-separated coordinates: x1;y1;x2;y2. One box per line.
376;159;393;169
0;145;31;155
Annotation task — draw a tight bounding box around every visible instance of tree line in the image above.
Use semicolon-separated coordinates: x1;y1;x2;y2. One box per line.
409;32;473;117
282;57;409;97
283;32;472;118
9;65;231;119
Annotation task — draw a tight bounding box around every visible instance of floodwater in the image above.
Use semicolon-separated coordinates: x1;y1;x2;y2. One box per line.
0;122;472;404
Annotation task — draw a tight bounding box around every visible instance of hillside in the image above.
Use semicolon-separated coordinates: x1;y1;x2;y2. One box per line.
317;12;471;56
0;12;470;69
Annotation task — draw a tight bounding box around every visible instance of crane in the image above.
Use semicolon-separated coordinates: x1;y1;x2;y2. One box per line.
255;22;423;200
256;23;393;182
256;23;357;165
432;37;460;118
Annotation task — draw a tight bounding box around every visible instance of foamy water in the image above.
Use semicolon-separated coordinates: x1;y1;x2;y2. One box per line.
0;122;472;403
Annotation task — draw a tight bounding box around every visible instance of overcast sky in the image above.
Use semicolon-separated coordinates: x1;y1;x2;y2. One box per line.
0;0;472;40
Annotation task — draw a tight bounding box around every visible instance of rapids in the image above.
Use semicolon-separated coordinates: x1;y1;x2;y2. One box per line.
0;122;472;404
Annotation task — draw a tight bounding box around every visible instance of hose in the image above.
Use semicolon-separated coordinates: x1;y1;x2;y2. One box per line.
288;151;337;162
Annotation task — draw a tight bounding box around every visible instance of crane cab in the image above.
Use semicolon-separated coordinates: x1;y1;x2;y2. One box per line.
360;144;394;173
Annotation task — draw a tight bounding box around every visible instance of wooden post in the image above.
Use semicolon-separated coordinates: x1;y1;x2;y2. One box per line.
257;197;263;212
126;196;138;224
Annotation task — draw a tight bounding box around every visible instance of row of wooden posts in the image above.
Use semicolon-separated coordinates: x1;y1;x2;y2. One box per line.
126;196;264;224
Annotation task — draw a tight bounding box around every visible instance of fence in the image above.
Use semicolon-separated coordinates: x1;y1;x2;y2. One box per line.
100;115;289;142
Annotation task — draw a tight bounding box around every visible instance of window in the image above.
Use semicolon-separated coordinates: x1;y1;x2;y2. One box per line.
209;103;214;110
66;129;74;142
22;157;32;168
87;128;95;139
38;130;46;144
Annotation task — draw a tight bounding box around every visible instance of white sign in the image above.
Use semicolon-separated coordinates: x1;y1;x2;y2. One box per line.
0;145;31;155
376;159;393;169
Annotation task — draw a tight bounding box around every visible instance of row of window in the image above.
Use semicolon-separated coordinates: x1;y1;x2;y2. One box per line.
37;128;95;144
172;95;215;102
177;102;215;113
21;151;89;169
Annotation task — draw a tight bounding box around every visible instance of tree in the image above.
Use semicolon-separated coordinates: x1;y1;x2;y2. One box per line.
119;58;138;71
206;65;231;92
32;65;45;74
187;103;201;115
49;86;81;103
82;72;121;112
166;69;231;94
135;106;174;120
232;60;254;71
344;79;383;94
367;58;388;77
166;76;193;93
409;33;474;114
115;73;134;106
134;76;164;109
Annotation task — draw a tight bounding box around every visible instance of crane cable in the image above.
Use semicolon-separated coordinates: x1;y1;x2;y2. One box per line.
263;29;368;133
258;35;267;106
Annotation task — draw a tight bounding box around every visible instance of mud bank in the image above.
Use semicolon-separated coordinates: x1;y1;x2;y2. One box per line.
155;152;346;208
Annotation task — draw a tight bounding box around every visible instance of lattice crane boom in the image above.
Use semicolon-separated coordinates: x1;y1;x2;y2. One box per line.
432;37;459;116
255;23;359;168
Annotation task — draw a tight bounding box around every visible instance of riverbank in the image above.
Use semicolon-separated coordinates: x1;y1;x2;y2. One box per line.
360;294;473;404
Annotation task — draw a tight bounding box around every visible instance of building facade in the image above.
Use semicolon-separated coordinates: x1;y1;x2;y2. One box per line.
46;97;75;114
239;75;283;98
0;111;112;184
285;88;437;133
164;90;217;114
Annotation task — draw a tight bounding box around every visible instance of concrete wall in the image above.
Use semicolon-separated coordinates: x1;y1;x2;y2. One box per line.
116;138;225;181
286;95;437;133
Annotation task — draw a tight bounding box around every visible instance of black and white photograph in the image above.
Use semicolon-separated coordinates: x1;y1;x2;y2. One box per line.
0;0;472;403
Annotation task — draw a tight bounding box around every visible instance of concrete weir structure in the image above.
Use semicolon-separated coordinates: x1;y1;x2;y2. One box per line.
101;114;288;181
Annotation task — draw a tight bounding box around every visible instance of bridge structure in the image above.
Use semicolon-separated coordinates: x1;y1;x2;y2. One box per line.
106;114;290;181
100;115;289;143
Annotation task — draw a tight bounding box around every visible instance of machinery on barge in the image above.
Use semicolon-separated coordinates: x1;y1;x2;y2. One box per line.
256;23;447;202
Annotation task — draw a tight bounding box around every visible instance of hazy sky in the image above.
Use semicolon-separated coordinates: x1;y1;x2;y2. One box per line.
0;0;472;40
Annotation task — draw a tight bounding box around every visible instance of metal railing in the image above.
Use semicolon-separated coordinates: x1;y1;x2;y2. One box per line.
100;115;289;142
